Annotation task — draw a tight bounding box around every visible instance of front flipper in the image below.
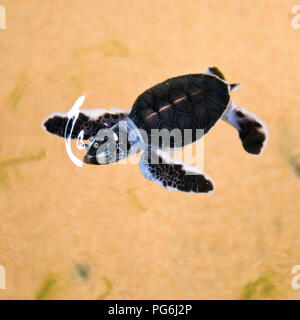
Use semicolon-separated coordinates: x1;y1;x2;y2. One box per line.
139;149;215;194
222;101;268;155
42;108;128;140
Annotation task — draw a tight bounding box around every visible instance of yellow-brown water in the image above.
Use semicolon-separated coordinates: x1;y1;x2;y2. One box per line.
0;0;299;299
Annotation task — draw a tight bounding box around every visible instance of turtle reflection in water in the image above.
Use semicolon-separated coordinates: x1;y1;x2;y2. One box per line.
42;67;268;193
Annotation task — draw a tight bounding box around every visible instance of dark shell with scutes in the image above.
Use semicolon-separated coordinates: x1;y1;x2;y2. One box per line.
129;73;230;148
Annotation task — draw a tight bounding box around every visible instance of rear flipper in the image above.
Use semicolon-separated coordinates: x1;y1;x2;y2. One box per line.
139;149;215;193
222;101;268;155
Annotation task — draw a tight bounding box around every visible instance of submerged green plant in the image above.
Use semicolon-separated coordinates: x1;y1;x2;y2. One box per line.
98;277;112;300
8;73;28;110
101;39;131;58
0;150;46;186
288;155;300;177
126;187;148;214
68;74;83;93
240;273;277;300
36;276;59;300
281;131;300;178
0;150;46;168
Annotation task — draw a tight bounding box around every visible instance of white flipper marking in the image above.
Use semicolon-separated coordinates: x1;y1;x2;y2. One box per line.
222;101;269;155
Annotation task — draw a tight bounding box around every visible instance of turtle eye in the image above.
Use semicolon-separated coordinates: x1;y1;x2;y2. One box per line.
93;142;99;148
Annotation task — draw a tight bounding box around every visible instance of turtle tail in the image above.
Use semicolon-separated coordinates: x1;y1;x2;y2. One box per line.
205;67;241;91
206;66;226;80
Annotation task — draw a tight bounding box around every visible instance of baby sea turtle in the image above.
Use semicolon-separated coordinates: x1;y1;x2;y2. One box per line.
42;67;268;193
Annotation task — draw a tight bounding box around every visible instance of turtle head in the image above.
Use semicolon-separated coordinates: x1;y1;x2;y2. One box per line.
82;137;103;165
83;128;129;165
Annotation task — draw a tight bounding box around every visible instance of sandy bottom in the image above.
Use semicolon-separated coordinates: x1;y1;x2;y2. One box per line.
0;0;299;299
